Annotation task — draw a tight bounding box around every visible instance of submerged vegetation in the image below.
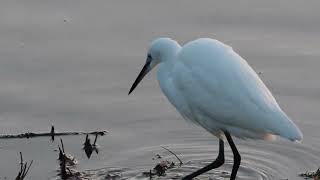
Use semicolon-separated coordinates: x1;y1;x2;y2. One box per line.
58;139;81;179
1;126;106;179
300;168;320;179
143;146;183;178
15;152;33;180
2;126;318;179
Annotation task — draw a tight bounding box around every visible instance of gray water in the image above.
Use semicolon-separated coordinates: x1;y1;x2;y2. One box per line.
0;0;320;179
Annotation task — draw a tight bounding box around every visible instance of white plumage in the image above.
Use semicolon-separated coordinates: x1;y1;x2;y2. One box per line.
150;38;302;141
129;37;303;179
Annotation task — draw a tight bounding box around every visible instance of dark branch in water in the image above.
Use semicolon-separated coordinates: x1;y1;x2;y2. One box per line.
15;152;33;180
60;139;65;153
160;146;183;166
50;125;55;142
0;130;108;139
58;139;79;179
92;134;99;154
93;134;98;145
143;147;183;178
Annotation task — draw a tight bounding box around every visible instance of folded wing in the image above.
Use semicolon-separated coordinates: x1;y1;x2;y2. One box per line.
171;38;302;141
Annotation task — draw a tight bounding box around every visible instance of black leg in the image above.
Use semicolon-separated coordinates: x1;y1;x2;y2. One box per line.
224;131;241;180
182;139;225;180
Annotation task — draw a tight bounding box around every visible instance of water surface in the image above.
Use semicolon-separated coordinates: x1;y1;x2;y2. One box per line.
0;0;320;179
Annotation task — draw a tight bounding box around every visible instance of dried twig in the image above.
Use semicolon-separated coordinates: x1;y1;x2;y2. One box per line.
58;139;74;179
60;138;65;153
92;134;99;154
0;130;108;139
93;134;98;145
160;146;183;166
15;152;33;180
149;169;152;179
50;125;55;142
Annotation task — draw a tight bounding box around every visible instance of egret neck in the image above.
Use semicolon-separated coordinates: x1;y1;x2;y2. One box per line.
156;41;181;89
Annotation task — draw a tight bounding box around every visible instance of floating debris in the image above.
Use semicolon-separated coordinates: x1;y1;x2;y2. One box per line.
15;152;33;180
143;160;175;178
104;172;122;180
152;154;162;160
0;129;108;139
154;160;171;176
299;168;320;179
161;146;183;166
143;146;183;178
58;139;79;180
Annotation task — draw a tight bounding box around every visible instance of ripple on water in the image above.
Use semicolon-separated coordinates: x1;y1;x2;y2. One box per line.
52;141;320;180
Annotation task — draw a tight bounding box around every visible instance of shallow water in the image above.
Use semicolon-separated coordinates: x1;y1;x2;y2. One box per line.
0;0;320;179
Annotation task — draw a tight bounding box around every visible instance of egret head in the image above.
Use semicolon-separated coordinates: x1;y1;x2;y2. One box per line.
128;38;180;95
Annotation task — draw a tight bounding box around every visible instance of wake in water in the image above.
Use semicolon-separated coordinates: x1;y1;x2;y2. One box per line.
78;142;320;180
48;141;319;180
2;128;318;179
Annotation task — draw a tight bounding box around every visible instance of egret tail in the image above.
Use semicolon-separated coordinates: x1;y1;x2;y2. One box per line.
269;110;303;142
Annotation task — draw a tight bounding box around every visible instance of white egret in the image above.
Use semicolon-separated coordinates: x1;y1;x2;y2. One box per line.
128;38;303;179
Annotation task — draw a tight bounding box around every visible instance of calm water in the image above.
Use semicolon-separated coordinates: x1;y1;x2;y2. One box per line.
0;0;320;179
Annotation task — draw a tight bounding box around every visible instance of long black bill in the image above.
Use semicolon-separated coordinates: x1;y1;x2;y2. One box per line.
128;60;151;95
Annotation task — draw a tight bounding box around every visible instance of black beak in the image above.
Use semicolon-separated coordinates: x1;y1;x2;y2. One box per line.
128;59;151;95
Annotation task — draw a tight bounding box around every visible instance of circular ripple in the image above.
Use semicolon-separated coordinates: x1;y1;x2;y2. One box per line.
59;141;320;180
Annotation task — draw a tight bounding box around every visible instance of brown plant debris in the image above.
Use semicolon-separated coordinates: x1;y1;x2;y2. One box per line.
299;168;320;179
15;152;33;180
143;147;183;178
161;146;183;166
58;139;79;180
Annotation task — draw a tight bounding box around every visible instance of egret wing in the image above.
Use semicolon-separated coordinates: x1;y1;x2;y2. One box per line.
170;39;301;140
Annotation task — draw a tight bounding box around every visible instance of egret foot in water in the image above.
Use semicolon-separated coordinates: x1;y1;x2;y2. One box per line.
182;139;224;180
182;132;240;180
